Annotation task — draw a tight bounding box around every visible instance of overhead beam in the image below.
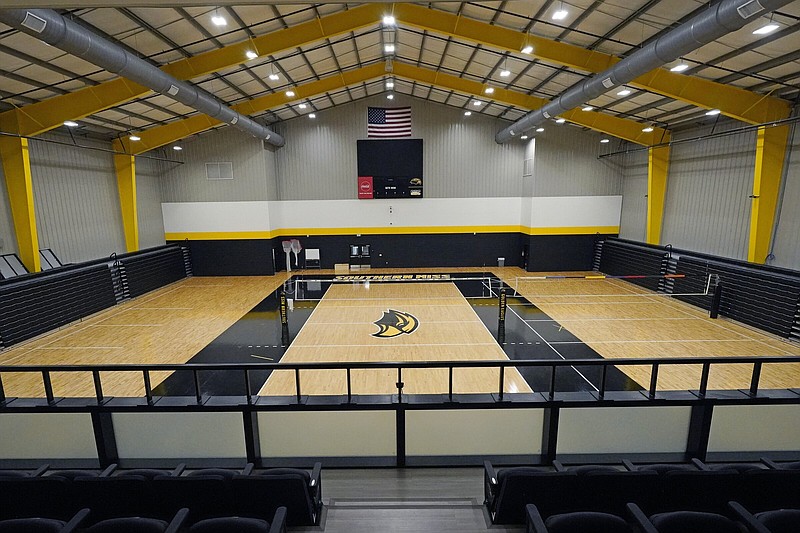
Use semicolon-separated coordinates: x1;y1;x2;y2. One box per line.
391;63;669;146
392;3;791;125
646;145;670;245
115;63;388;154
0;3;384;137
0;136;41;272
748;125;790;264
114;154;139;252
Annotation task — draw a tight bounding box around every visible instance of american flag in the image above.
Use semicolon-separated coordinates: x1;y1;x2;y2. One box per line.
367;107;412;137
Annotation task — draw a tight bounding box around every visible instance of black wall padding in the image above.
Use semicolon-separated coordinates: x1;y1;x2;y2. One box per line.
675;256;800;339
598;240;668;291
121;247;187;298
0;264;117;347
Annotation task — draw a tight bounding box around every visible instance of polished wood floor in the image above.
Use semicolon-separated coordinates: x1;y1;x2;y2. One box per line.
1;266;798;398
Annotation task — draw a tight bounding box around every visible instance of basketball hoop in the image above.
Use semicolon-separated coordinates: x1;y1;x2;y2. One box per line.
290;239;302;270
282;240;292;272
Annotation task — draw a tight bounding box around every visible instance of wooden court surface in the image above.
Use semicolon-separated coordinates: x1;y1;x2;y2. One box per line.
258;281;530;396
0;266;798;397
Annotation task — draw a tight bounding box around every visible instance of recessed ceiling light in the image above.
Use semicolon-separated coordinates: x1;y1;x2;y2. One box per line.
211;14;227;26
173;145;182;151
268;73;279;81
386;81;394;88
521;45;533;54
309;113;316;119
670;63;689;72
581;106;594;111
617;89;632;96
472;100;482;106
600;139;610;143
555;118;566;124
705;109;721;116
129;135;141;141
520;135;529;140
642;126;654;132
245;50;258;60
387;94;394;100
285;90;295;97
384;44;396;53
499;69;511;77
484;87;495;94
753;23;779;35
552;9;568;20
536;127;545;132
63;120;79;127
382;15;396;26
298;103;307;109
464;111;472;116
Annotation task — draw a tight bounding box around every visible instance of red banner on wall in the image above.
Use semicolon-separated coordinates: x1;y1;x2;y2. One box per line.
358;176;374;199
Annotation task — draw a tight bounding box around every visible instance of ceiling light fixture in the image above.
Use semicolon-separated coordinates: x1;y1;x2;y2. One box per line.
245;50;258;60
464;111;472;116
129;135;141;141
600;139;610;143
617;89;632;96
705;109;721;116
753;14;779;35
382;15;396;26
386;80;394;88
520;135;529;140
536;127;544;132
500;69;511;77
269;73;279;81
642;126;654;132
552;1;568;20
285;90;295;97
484;87;495;94
581;106;593;111
63;120;78;127
298;103;307;109
473;100;482;106
555;118;566;124
211;8;226;26
521;45;533;54
173;146;182;151
309;113;316;119
670;62;689;72
384;43;395;53
387;94;394;100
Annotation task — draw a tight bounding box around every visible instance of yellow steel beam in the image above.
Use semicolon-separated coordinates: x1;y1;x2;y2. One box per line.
646;145;671;245
393;3;790;125
748;124;789;264
114;154;139;253
392;63;669;145
0;136;41;272
0;4;384;137
114;63;387;154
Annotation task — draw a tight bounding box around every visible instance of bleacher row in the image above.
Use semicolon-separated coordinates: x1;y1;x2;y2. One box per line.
0;462;320;532
486;458;800;532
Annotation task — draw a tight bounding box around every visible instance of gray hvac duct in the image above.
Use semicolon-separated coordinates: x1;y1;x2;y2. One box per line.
0;8;285;147
495;0;792;143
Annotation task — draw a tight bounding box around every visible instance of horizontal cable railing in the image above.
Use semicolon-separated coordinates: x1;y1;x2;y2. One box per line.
2;356;799;407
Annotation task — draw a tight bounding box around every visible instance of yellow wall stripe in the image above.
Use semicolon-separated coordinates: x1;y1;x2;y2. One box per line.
165;225;619;241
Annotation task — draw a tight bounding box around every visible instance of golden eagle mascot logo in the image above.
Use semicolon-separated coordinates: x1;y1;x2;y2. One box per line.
372;309;419;338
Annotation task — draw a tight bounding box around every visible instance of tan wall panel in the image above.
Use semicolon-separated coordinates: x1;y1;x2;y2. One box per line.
708;404;800;452
0;413;97;459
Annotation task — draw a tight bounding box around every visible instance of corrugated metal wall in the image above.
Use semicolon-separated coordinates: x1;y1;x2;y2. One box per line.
770;120;800;270
135;155;167;250
159;128;272;202
28;134;125;263
0;161;18;256
661;122;756;260
532;125;624;197
618;148;649;242
275;94;524;200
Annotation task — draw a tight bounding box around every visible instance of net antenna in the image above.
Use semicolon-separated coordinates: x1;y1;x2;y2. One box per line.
281;240;292;272
290;239;302;270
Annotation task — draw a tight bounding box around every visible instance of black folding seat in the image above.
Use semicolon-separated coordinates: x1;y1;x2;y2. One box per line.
231;464;322;526
73;475;156;521
628;504;748;533
184;463;254;480
187;507;286;533
151;475;235;521
729;501;800;533
0;477;76;521
526;504;637;533
0;509;88;533
83;508;188;533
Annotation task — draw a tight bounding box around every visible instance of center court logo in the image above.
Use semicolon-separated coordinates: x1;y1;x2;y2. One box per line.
372;309;419;338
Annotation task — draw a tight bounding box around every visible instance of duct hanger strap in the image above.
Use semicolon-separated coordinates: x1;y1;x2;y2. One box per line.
495;0;791;144
0;8;284;148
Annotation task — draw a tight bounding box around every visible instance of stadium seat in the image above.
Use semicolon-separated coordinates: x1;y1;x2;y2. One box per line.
231;463;323;526
0;466;48;479
552;460;623;474
622;459;700;474
114;464;185;479
45;465;116;481
628;503;747;533
84;508;188;533
525;504;636;533
188;507;287;533
185;463;254;479
0;509;88;533
151;475;234;521
729;501;800;533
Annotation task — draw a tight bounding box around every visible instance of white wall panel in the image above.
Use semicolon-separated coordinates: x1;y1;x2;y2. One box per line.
770;121;800;270
619;149;649;242
159;128;271;203
532;125;624;197
709;405;800;452
661;123;756;260
558;406;691;455
135;156;166;249
527;196;622;230
162;201;271;234
0;161;17;256
29;134;125;263
0;413;97;460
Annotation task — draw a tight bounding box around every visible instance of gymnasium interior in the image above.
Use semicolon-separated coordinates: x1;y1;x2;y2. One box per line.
1;0;800;531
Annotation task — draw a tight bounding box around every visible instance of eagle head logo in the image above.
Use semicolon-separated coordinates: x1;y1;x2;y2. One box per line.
372;309;419;338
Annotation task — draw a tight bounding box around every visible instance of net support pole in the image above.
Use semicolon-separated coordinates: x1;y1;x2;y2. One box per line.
497;288;507;344
279;291;288;325
710;279;722;319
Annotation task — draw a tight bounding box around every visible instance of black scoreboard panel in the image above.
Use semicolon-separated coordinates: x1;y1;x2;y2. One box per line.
374;176;423;198
357;139;423;199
